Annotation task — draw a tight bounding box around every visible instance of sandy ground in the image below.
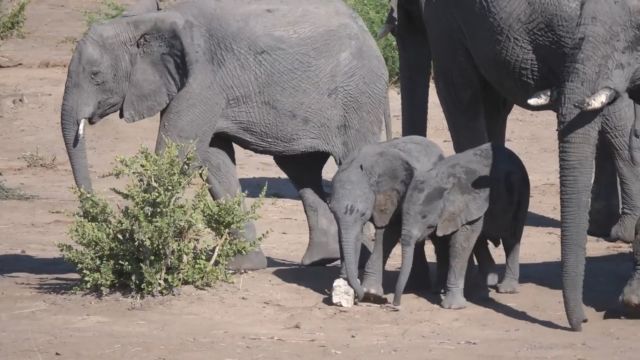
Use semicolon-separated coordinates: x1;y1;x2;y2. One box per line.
0;1;638;359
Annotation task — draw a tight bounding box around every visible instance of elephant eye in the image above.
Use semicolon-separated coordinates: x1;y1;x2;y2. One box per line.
90;70;103;84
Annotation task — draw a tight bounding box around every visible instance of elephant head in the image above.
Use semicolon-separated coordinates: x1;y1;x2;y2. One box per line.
329;147;416;300
393;145;491;306
61;3;191;191
550;1;640;331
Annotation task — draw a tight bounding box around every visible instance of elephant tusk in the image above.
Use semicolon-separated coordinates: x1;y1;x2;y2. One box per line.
574;87;618;111
377;24;393;40
527;89;555;107
78;118;86;140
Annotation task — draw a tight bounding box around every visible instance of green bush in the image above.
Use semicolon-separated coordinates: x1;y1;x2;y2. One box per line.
84;0;125;27
58;141;266;296
346;0;399;83
0;0;29;40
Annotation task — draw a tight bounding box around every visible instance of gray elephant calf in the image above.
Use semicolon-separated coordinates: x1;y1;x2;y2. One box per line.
329;136;444;302
394;143;530;309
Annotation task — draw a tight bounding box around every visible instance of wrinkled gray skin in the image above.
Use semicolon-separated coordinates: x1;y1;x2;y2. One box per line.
383;0;640;331
60;0;390;270
331;136;502;303
394;143;530;310
329;136;444;302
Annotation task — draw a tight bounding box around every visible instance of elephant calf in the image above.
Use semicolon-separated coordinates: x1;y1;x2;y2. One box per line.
394;143;530;309
329;136;444;302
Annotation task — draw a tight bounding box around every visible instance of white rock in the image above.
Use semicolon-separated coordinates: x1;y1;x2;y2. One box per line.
331;278;355;308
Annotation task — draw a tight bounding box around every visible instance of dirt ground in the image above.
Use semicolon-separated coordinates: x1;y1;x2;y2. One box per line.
1;1;639;359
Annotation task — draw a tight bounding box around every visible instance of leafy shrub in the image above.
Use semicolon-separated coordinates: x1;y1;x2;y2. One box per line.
346;0;399;83
84;0;125;27
0;0;29;40
19;147;57;169
58;141;266;296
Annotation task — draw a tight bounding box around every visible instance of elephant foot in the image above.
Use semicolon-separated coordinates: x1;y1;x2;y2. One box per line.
496;278;519;294
620;273;640;315
441;289;467;310
361;276;387;304
227;248;268;271
608;215;637;244
300;201;340;266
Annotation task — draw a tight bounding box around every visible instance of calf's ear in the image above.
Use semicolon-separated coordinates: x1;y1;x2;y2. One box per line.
436;174;490;237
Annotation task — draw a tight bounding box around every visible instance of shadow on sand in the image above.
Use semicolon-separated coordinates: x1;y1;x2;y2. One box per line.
272;251;634;331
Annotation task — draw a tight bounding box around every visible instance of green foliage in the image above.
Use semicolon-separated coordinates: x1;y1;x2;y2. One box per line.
58;141;266;296
346;0;399;83
0;0;29;40
84;0;125;27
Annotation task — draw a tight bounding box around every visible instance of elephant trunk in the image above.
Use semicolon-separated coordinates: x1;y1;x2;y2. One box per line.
392;238;414;306
558;139;594;331
339;220;365;301
556;2;629;330
61;83;93;192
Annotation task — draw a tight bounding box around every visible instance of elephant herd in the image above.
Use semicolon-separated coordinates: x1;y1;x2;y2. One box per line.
60;0;640;331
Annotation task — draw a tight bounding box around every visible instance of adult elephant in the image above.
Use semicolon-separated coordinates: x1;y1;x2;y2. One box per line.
61;0;390;270
380;0;640;331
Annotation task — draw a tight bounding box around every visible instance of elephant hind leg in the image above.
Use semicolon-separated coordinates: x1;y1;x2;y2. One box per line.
201;134;267;271
274;152;340;266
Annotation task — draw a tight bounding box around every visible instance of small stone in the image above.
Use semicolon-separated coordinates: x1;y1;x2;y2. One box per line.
331;278;354;308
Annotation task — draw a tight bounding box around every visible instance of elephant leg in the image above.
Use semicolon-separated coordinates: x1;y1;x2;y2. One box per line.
361;226;389;303
441;220;483;310
431;41;489;152
603;100;640;244
273;152;340;266
620;218;640;313
474;238;499;287
482;84;514;145
396;0;430;137
497;239;521;294
199;135;267;271
588;136;621;240
432;236;449;295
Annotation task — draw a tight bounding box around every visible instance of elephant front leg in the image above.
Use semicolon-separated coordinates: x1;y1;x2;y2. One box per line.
200;137;267;271
620;218;640;313
441;221;483;310
361;227;389;303
274;153;340;266
588;137;622;240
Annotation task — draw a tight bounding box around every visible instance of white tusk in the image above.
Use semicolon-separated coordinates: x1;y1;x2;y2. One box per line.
376;24;393;40
78;118;86;139
527;89;553;107
574;87;618;111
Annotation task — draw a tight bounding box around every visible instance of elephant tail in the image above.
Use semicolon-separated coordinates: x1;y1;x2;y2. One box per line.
383;91;392;140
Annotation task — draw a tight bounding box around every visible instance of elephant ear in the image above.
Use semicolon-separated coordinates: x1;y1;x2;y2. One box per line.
369;150;415;228
435;169;491;237
122;14;189;123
